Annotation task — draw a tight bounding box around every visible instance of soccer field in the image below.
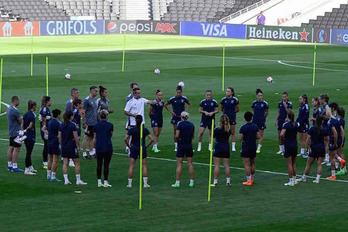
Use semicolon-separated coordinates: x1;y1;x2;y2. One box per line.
1;34;348;231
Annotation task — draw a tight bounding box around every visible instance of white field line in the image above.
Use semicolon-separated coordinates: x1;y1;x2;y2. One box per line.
0;102;10;116
277;60;348;72
128;51;348;70
0;138;347;184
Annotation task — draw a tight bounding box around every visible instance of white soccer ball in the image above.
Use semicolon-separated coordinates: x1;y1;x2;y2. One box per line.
154;68;160;75
178;81;185;88
65;73;71;80
267;76;273;83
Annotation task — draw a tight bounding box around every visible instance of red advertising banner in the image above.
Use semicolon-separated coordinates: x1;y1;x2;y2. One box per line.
0;21;40;37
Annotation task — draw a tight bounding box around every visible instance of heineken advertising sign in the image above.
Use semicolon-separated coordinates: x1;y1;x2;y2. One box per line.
247;25;312;42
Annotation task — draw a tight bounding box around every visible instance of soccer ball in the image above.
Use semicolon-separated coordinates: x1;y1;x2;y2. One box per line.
65;73;71;80
267;76;273;83
154;68;160;75
178;81;185;88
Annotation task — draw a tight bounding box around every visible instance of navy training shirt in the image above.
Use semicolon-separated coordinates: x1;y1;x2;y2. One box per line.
278;101;292;122
150;99;164;121
48;119;60;146
221;96;239;122
23;111;36;140
177;121;195;145
282;121;298;148
296;103;310;125
167;96;189;117
59;121;77;152
252;100;269;123
239;122;259;153
128;126;150;149
94;120;114;153
200;99;218;121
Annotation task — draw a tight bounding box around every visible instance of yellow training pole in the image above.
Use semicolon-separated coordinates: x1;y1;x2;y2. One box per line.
46;57;49;96
208;119;215;202
122;32;126;72
30;34;34;77
312;42;317;86
139;124;143;210
0;58;3;113
222;45;225;91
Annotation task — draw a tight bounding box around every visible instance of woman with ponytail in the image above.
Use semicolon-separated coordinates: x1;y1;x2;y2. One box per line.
297;115;328;184
39;96;52;169
94;110;114;188
58;111;87;186
149;89;164;153
23;100;37;175
97;86;113;121
124;115;154;188
280;110;298;186
211;114;231;187
296;94;310;158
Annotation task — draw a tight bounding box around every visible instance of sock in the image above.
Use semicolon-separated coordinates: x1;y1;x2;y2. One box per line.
198;142;201;149
63;174;68;182
91;149;96;155
247;175;251;181
251;174;254;180
257;144;262;150
190;179;194;184
76;174;81;182
279;145;282;151
226;177;230;184
175;143;178;149
337;156;342;162
104;180;109;185
13;163;18;169
43;161;47;166
316;174;321;180
292;176;296;182
8;161;12;167
289;178;293;183
232;142;236;149
51;172;56;179
301;148;304;154
83;152;87;157
25;167;29;172
281;145;285;152
175;180;180;185
214;178;218;184
143;177;148;185
208;143;211;150
128;178;132;186
47;170;51;178
332;170;336;176
302;174;307;180
98;179;102;185
325;154;329;162
335;162;339;169
153;144;157;149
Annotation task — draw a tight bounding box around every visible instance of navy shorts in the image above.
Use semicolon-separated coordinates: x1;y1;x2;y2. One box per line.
129;147;147;160
48;143;61;155
284;146;297;158
25;137;35;147
309;146;325;158
278;120;285;131
176;144;194;158
329;142;341;151
171;116;181;125
200;119;214;129
241;149;256;159
228;116;236;125
297;123;309;133
9;136;21;148
84;125;94;137
151;119;163;128
62;148;78;159
214;149;230;159
254;121;266;130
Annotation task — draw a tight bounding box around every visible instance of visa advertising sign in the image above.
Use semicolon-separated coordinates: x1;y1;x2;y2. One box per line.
180;21;246;39
0;21;40;37
331;29;348;45
40;20;104;36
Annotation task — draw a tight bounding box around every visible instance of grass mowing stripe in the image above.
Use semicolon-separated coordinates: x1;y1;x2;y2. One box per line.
1;138;347;184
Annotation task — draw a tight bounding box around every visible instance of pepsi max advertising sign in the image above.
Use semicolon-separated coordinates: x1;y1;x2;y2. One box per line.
313;28;331;43
105;20;180;35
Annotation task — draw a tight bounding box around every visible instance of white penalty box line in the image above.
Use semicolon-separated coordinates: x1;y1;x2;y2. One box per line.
0;138;347;184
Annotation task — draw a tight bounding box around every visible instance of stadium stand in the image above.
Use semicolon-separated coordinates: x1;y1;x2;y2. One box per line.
301;3;348;29
0;0;68;21
160;0;261;22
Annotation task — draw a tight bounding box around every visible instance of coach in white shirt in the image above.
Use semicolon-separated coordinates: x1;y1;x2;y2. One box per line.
124;88;156;127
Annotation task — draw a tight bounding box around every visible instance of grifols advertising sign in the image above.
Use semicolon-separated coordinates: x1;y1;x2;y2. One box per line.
247;25;312;42
105;20;180;35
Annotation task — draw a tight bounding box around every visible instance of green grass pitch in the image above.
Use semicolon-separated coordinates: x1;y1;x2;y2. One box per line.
1;34;348;231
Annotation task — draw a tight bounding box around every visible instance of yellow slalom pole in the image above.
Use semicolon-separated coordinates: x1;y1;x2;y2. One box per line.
312;42;317;86
208;119;215;202
139;123;143;210
222;45;225;92
0;58;3;113
30;34;34;77
122;32;126;72
46;57;49;96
